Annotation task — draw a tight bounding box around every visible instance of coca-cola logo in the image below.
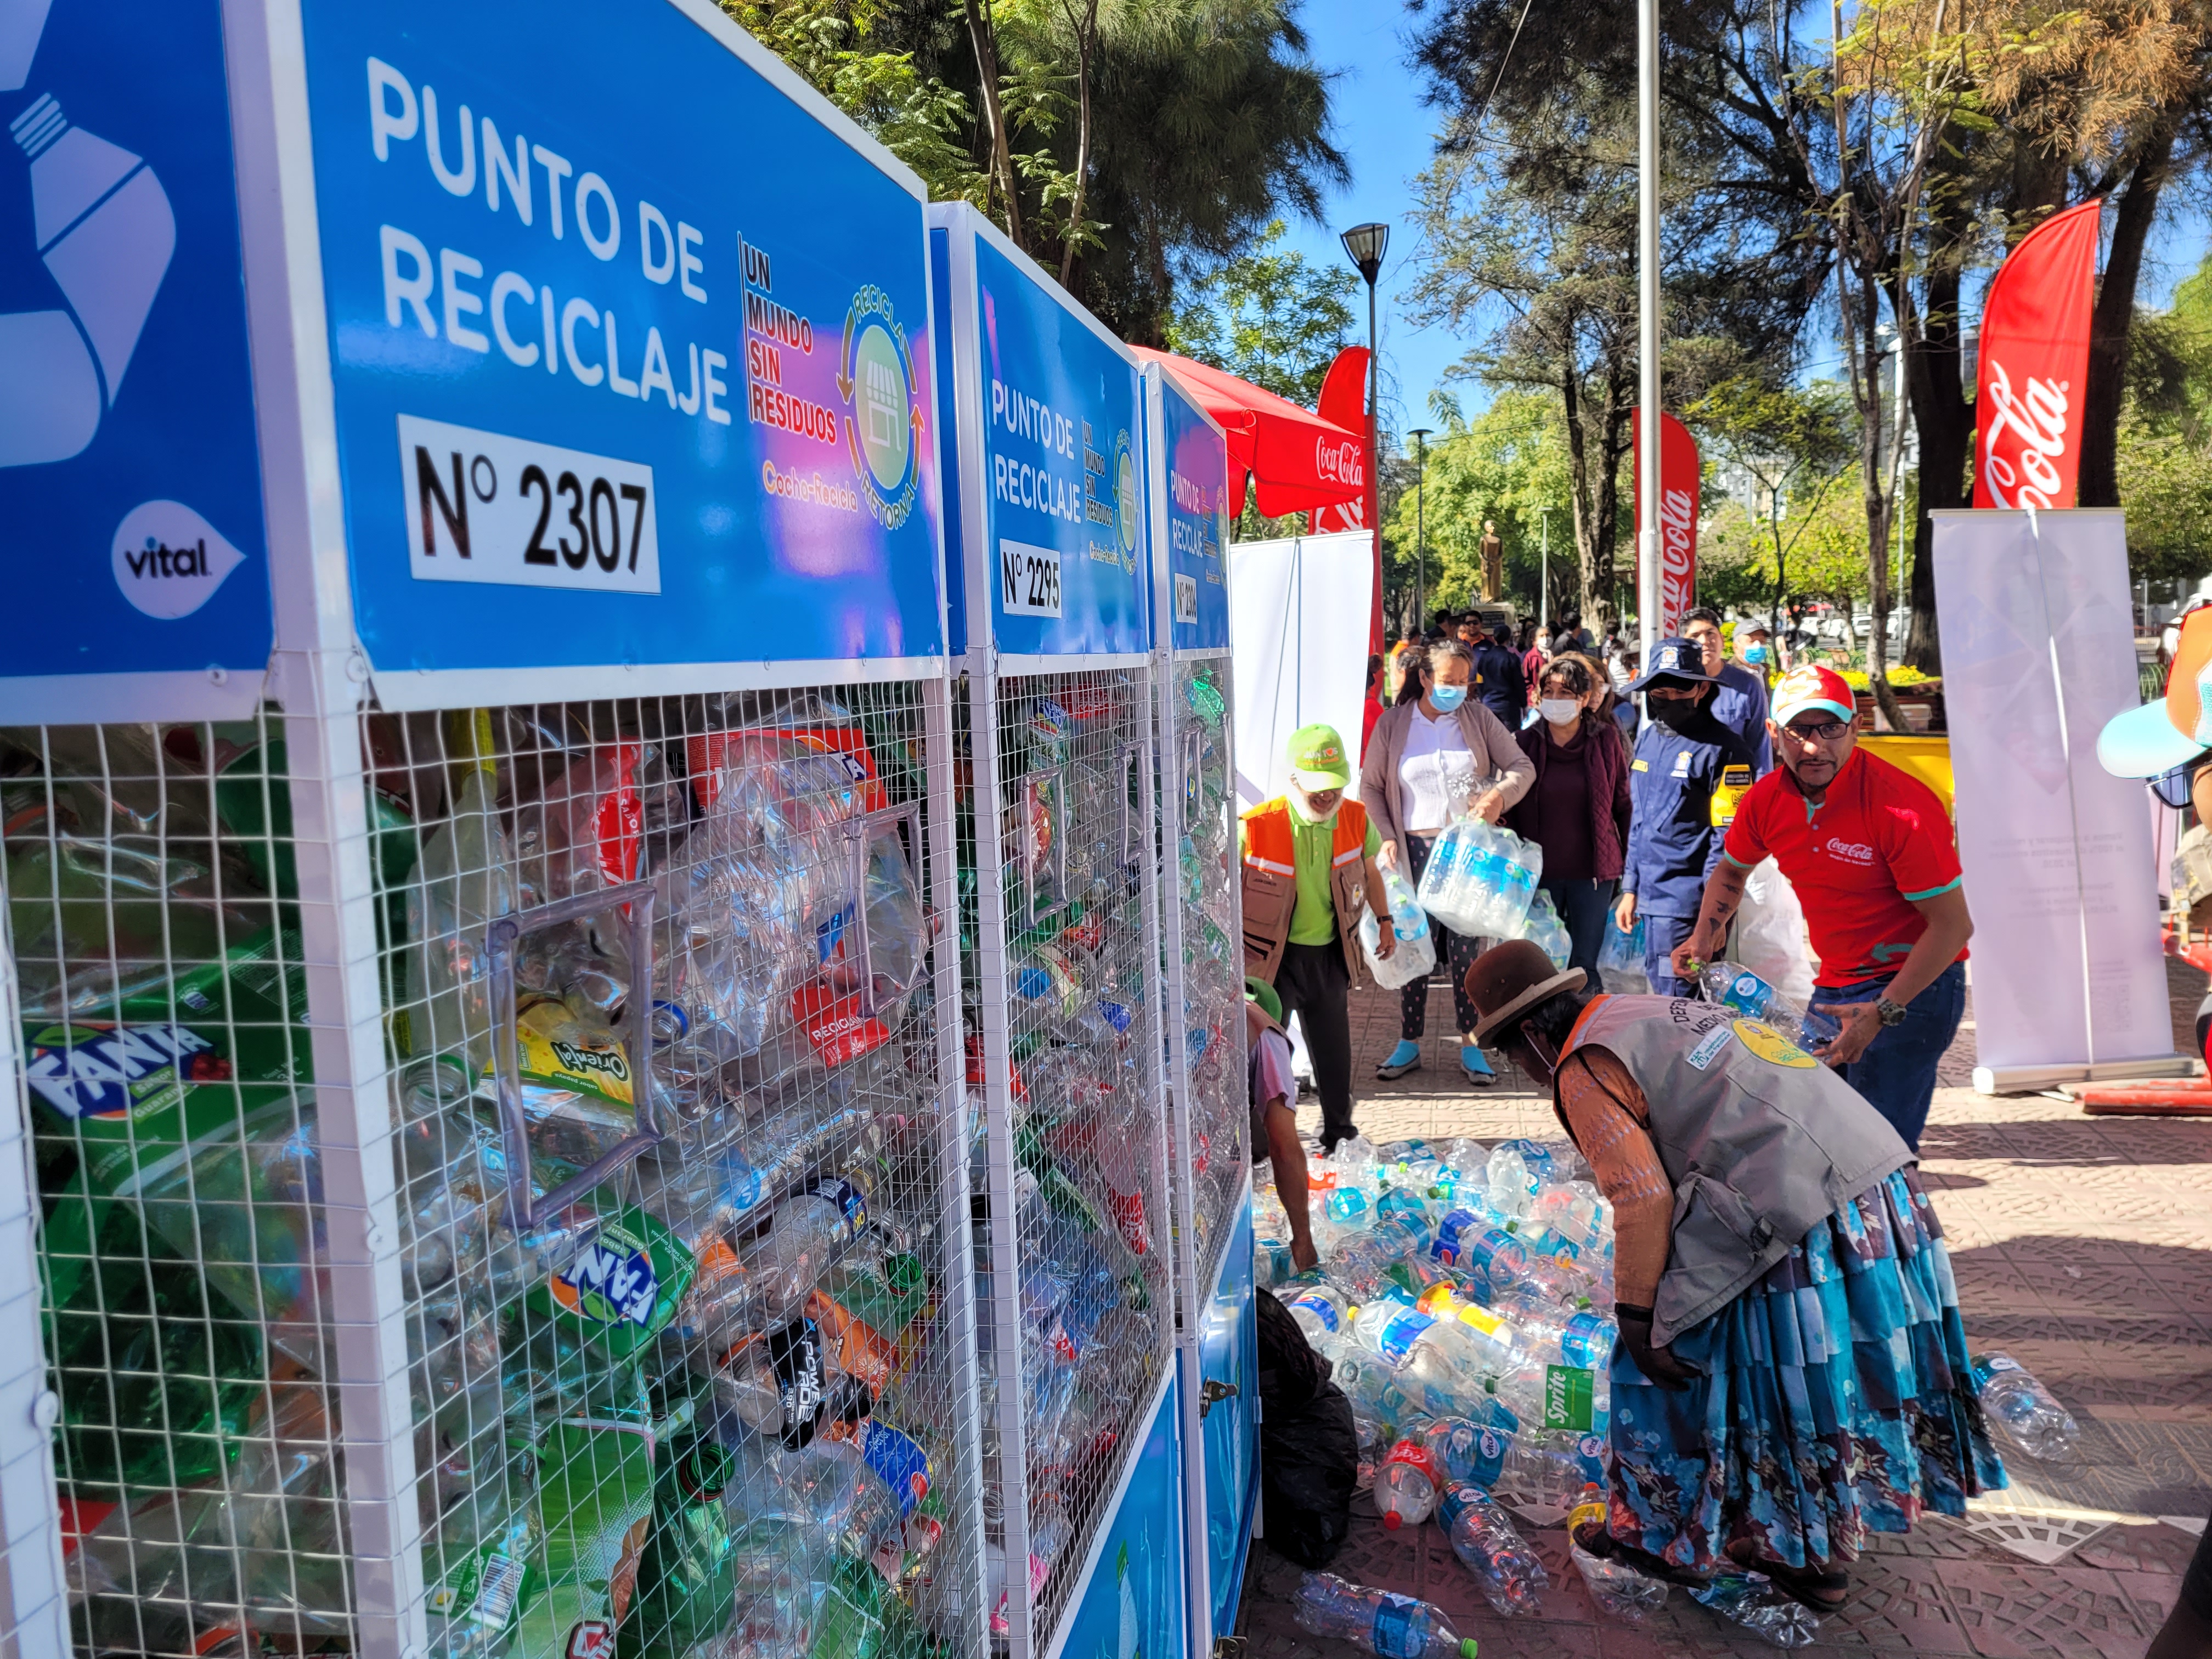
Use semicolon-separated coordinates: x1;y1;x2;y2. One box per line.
1658;485;1696;629
1979;358;2073;510
1315;436;1364;486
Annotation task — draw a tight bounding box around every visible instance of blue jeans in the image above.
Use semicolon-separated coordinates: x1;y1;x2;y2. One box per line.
1542;876;1618;991
1639;911;1697;998
1814;960;1966;1154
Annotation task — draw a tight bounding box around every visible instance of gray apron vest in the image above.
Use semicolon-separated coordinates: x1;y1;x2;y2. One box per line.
1562;994;1911;1345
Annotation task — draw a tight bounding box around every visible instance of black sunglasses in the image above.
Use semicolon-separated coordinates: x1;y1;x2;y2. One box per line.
2152;753;2209;809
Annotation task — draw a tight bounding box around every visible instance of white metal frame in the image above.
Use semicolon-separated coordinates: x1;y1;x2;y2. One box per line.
935;201;1175;1659
1141;364;1250;1659
0;2;988;1656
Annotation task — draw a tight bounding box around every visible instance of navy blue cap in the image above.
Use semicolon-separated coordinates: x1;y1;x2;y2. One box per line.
1626;637;1720;693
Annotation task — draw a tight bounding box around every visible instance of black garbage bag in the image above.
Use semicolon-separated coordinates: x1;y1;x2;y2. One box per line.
1255;1286;1358;1568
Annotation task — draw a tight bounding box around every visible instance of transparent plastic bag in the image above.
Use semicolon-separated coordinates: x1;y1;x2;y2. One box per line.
1361;867;1436;990
1732;857;1818;1005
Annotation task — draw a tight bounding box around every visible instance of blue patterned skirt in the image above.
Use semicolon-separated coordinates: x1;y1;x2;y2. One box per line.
1607;1167;2008;1571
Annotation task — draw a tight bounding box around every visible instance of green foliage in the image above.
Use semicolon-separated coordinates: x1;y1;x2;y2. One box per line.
2120;252;2212;584
720;0;989;207
1379;391;1578;619
1164;220;1357;404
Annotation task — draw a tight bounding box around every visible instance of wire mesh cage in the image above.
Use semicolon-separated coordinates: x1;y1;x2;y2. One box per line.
3;680;984;1659
1157;655;1245;1307
956;665;1172;1655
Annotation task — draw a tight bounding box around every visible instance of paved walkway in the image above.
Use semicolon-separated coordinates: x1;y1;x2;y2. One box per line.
1239;962;2212;1658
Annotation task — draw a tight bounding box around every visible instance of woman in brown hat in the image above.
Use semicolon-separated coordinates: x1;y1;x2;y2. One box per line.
1464;939;2006;1612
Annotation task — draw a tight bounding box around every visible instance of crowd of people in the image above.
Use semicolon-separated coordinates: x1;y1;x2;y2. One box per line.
1281;602;1971;1160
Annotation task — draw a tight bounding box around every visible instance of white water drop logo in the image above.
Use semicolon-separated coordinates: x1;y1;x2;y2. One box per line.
111;500;245;618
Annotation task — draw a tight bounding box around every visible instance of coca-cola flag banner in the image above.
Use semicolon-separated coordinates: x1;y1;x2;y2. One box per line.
1310;346;1369;535
1634;410;1700;637
1973;198;2102;511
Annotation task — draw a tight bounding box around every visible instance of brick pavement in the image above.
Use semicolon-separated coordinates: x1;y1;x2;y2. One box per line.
1239;961;2212;1657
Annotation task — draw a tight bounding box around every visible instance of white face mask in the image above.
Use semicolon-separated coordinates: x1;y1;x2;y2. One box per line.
1286;780;1344;825
1538;697;1582;725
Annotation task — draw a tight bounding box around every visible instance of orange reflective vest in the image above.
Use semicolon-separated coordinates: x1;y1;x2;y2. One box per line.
1239;796;1371;985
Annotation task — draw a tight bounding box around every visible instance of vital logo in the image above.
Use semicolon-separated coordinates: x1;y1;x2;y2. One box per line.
838;286;922;530
564;1621;613;1659
25;1023;224;1119
111;501;249;619
548;1039;630;1084
548;1224;660;1328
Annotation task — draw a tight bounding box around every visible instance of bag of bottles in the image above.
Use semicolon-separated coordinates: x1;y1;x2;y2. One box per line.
1521;888;1572;969
1359;867;1436;990
1417;818;1544;940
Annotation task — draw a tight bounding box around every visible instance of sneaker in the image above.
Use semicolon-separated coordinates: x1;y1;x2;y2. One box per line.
1460;1045;1498;1087
1375;1039;1423;1080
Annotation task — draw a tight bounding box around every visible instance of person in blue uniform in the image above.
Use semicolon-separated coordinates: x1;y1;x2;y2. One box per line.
1680;606;1773;775
1613;636;1757;996
1472;622;1526;726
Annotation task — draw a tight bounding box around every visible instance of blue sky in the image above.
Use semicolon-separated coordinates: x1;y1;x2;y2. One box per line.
1268;1;2210;422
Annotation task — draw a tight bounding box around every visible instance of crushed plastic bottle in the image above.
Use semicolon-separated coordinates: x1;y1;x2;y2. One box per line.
1438;1481;1549;1614
1697;961;1841;1052
1690;1570;1822;1647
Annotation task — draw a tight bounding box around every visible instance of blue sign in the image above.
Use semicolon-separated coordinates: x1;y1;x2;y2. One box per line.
936;208;1146;660
300;0;944;676
1200;1198;1259;1639
1153;368;1231;653
1057;1370;1186;1659
0;0;273;696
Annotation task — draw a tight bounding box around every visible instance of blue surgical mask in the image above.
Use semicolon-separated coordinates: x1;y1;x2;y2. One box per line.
1427;683;1467;712
1744;643;1769;665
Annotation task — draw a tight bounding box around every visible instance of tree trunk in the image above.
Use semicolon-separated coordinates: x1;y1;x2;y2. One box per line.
1901;151;1975;674
962;0;1024;251
1561;365;1599;616
1056;0;1098;286
2080;115;2180;509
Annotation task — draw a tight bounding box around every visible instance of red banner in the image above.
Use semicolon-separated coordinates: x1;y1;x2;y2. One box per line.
1973;198;2102;511
1633;410;1700;637
1307;345;1382;652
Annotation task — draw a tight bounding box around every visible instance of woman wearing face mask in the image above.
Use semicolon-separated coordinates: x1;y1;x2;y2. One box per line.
1360;637;1536;1084
1505;657;1632;988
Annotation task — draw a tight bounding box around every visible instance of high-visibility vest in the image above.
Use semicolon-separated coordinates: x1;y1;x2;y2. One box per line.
1239;796;1370;985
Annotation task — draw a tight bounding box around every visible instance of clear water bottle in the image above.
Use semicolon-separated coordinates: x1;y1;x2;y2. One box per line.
1293;1572;1481;1657
1347;1294;1440;1366
747;1171;874;1315
1567;1487;1669;1624
1285;1284;1351;1347
1690;1571;1822;1646
1485;1144;1537;1220
1970;1352;2080;1460
1437;1482;1549;1615
1326;1215;1430;1301
1503;1429;1586;1510
1698;961;1841;1051
1375;1440;1443;1531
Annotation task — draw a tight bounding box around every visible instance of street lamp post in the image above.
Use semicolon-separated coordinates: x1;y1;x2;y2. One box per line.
1636;0;1660;663
1341;222;1388;655
1539;506;1551;635
1409;426;1432;635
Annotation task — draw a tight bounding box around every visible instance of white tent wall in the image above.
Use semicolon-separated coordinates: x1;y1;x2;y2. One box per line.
1228;532;1376;809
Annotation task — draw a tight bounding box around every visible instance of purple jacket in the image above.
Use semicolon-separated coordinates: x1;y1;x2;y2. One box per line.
1506;715;1633;882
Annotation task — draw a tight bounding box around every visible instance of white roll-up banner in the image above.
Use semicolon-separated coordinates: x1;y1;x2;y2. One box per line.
1932;507;2176;1083
1227;532;1374;810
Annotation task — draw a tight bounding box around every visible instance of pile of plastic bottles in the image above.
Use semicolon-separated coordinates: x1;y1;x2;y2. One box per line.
1254;1135;1610;1586
967;678;1176;1634
12;693;963;1659
1415;819;1544;940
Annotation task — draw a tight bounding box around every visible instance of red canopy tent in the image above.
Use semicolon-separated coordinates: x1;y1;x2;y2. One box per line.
1126;347;1365;519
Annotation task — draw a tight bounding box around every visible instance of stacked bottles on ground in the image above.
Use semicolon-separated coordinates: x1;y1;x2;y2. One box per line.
1168;660;1248;1280
967;676;1171;1637
1253;1132;1613;1613
10;690;968;1659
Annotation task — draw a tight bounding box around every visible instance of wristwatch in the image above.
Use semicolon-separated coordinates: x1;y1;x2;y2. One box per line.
1875;997;1908;1028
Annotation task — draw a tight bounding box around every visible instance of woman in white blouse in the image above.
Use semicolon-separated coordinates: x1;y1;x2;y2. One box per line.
1359;638;1536;1084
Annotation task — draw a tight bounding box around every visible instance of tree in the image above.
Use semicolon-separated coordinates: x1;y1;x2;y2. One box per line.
2118;252;2212;582
1164;220;1357;403
1689;378;1859;640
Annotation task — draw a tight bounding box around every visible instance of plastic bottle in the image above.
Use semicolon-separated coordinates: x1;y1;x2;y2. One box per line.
746;1170;875;1315
1327;1215;1431;1302
1437;1481;1549;1615
1697;961;1842;1051
1292;1572;1480;1658
407;710;516;1068
1484;1144;1538;1220
1375;1439;1443;1530
1970;1352;2080;1460
1413;1283;1526;1373
1690;1571;1822;1646
1502;1429;1588;1511
1285;1284;1351;1349
1348;1294;1441;1367
1570;1535;1669;1625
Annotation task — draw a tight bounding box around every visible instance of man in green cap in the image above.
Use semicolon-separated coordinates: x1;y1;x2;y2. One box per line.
1240;722;1395;1152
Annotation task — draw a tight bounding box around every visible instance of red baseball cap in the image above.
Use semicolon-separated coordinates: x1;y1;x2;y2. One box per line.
2098;607;2212;778
1771;664;1856;726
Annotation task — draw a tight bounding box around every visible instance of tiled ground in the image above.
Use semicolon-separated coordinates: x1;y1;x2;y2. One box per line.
1240;960;2212;1657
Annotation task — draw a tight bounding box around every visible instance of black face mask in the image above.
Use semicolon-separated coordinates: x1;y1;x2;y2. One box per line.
1646;695;1706;730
